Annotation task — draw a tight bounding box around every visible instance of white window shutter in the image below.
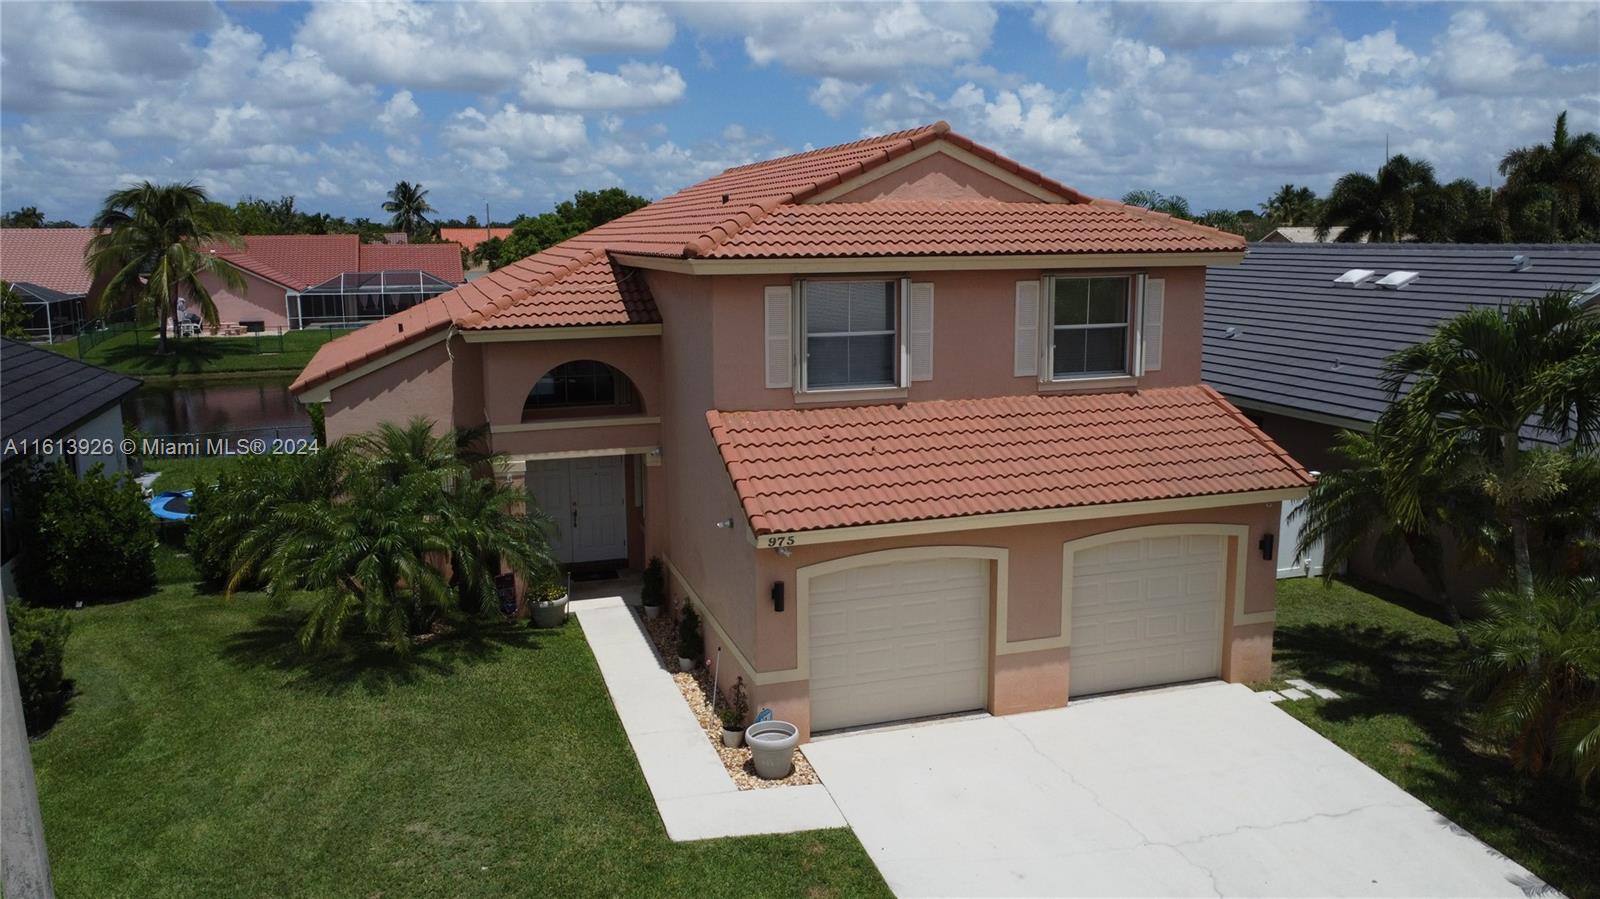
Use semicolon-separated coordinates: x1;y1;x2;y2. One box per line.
1013;280;1040;377
909;282;934;382
764;285;793;389
1142;278;1165;372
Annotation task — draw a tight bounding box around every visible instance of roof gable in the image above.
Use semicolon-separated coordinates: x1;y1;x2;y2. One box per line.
1;338;141;462
0;228;97;295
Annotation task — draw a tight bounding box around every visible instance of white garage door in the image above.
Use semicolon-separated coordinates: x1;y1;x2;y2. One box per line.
809;557;989;732
1069;534;1225;698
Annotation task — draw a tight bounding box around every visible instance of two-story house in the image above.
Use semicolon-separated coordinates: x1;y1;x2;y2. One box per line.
291;123;1312;741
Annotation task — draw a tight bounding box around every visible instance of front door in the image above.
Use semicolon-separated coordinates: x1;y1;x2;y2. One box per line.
526;456;628;565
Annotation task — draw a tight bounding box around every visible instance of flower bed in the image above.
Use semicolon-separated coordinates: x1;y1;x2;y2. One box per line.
641;607;817;790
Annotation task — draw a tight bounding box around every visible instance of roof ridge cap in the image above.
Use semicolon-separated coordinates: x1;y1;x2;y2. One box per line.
1092;199;1246;246
463;245;610;326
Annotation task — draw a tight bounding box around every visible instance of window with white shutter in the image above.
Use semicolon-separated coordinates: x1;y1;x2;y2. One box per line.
909;282;934;382
1142;278;1165;372
1014;280;1040;377
764;285;793;389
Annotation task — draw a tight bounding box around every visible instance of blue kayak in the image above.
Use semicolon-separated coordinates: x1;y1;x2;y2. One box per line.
148;490;194;522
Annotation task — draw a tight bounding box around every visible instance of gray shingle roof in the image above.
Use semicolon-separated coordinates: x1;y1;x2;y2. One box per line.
1;338;141;464
1203;243;1600;430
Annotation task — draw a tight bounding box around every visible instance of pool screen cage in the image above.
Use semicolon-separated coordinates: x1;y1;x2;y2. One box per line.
10;282;89;343
290;270;456;329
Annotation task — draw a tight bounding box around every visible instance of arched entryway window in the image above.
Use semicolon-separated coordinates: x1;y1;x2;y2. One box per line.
523;360;643;422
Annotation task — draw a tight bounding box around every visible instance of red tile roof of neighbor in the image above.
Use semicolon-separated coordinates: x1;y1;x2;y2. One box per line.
705;386;1313;535
440;227;515;253
292;122;1245;393
0;228;98;294
211;235;465;290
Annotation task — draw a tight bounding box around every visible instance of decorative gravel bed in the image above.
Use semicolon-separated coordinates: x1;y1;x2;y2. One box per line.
640;607;818;790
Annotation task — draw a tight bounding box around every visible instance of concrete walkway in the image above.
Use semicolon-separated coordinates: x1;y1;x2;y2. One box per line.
805;682;1552;898
569;593;845;842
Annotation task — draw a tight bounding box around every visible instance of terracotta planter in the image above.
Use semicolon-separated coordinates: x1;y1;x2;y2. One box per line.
530;594;570;629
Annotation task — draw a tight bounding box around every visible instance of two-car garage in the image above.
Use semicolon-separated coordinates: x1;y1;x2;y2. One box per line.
803;532;1231;733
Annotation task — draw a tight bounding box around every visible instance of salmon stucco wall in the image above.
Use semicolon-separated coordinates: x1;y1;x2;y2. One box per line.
323;337;461;441
826;152;1046;203
193;269;289;329
478;336;662;427
705;265;1208;413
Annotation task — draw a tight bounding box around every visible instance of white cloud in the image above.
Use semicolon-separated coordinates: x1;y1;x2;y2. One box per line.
1488;1;1600;55
682;2;997;81
1140;0;1315;48
1432;11;1560;96
296;0;675;92
1033;2;1116;58
519;58;686;111
377;91;422;137
810;78;869;117
1344;30;1423;78
442;105;588;171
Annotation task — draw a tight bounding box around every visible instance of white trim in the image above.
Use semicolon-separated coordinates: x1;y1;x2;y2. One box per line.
805;142;1068;204
295;329;450;403
1059;524;1271;661
764;545;1009;686
497;446;658;470
491;416;659;434
750;488;1308;547
611;251;1245;276
793;386;908;405
1037;376;1138;394
460;323;662;343
663;557;770;685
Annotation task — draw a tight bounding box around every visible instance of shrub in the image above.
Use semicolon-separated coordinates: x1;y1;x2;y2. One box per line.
719;677;749;730
6;600;71;734
640;556;665;608
677;605;704;661
12;463;156;603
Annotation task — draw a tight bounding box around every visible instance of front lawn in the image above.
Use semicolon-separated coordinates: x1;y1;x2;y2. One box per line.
49;327;343;378
146;455;238;492
1270;578;1599;898
30;586;889;897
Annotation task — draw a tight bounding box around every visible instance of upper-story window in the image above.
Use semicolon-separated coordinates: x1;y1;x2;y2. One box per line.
1048;275;1132;378
802;279;900;391
523;360;642;422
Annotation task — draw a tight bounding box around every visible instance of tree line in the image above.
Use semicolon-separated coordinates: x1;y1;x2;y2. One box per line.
1129;110;1598;243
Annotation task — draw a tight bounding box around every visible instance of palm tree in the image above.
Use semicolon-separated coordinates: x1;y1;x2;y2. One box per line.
1121;190;1191;218
383;180;434;240
1260;185;1319;225
1383;291;1600;597
1460;577;1600;785
84;181;245;354
1315;154;1438;242
1294;424;1477;644
1499;111;1600;241
2;206;45;228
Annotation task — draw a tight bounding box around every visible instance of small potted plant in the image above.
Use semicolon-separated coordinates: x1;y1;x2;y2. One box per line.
677;605;703;672
718;678;749;748
527;567;570;629
640;556;665;619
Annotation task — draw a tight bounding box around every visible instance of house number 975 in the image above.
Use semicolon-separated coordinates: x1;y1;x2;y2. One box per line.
764;536;796;547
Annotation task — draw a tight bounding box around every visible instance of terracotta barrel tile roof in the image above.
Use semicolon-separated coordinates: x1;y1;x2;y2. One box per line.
0;228;98;294
705;386;1312;535
440;226;514;253
293;121;1246;394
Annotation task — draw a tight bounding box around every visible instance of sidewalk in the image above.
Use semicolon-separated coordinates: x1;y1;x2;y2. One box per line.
569;592;846;842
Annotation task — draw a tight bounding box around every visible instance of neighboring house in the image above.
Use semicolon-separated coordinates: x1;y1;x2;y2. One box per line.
0;228;100;341
441;226;514;256
201;235;465;330
1203;242;1600;589
292;122;1313;741
1258;226;1357;243
0;338;142;591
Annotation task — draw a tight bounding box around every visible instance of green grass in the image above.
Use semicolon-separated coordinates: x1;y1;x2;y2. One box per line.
50;328;343;378
1269;578;1599;898
32;586;889;898
145;456;238;492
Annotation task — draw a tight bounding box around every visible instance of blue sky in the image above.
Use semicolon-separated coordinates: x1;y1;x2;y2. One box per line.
2;1;1596;224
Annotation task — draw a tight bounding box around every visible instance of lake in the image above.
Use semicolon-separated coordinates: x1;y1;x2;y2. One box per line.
125;379;312;443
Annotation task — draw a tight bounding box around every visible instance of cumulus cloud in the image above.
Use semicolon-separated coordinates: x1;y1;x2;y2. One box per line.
519;58;686;111
810;78;870;117
1139;0;1315;48
441;105;588;171
377;91;422;137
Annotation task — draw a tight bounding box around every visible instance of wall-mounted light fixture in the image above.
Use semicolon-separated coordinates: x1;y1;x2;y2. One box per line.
770;581;785;612
1258;533;1275;561
714;518;734;529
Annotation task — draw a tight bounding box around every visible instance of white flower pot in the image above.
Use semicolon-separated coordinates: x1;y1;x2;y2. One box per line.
722;726;743;748
745;720;799;779
643;604;661;619
678;657;695;672
530;594;570;629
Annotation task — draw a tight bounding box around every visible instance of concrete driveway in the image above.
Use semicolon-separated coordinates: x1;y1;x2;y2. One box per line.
802;682;1552;898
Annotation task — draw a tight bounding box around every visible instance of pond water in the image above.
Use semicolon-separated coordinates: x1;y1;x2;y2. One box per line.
125;379;312;441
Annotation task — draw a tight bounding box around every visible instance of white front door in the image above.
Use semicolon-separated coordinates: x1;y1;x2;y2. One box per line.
526;456;628;564
808;557;990;732
1069;534;1225;697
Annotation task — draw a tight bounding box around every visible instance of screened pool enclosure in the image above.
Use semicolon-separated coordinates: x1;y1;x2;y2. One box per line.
9;282;88;342
288;270;456;329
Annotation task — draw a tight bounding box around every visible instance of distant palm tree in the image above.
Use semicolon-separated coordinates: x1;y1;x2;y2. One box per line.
85;181;245;354
1260;184;1319;225
1120;189;1191;218
2;206;45;228
383;180;435;239
1315;154;1438;242
1499;110;1600;241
